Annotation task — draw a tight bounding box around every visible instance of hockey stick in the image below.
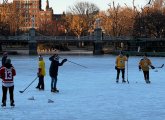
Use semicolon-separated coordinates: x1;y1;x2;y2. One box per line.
126;54;129;84
154;64;164;68
59;56;88;68
19;76;38;93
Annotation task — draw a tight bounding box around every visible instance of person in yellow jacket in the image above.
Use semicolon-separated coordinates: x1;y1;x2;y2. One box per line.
139;53;155;84
115;51;128;83
36;55;46;90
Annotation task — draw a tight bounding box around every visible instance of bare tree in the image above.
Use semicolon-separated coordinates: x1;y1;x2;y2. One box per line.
0;2;25;35
65;1;99;38
103;1;135;37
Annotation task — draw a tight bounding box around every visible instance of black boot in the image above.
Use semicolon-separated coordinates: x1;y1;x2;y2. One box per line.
55;88;59;93
122;79;126;83
116;79;119;83
36;86;40;89
51;88;55;92
10;101;15;107
1;102;6;107
146;79;151;84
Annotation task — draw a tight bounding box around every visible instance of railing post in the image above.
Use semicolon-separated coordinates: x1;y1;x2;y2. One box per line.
93;28;103;55
29;28;37;55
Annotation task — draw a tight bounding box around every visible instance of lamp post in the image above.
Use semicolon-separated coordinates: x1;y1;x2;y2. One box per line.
65;29;67;40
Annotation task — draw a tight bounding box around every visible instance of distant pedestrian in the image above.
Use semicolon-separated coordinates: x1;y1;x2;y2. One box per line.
1;52;8;67
36;55;46;90
0;59;16;107
49;51;67;92
115;51;128;83
139;53;155;84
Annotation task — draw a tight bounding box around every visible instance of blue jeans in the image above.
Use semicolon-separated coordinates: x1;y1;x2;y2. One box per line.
51;76;57;90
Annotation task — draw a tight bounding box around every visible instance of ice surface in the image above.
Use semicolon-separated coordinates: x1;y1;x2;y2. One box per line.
0;55;165;120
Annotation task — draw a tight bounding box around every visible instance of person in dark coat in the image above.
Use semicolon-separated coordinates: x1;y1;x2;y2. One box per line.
49;54;67;92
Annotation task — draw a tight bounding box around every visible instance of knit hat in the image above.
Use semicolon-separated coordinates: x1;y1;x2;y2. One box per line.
120;51;123;55
5;59;11;64
39;55;43;61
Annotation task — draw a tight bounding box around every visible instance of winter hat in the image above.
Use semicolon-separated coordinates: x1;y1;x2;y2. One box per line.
120;51;123;55
5;59;11;64
54;54;59;61
39;55;43;61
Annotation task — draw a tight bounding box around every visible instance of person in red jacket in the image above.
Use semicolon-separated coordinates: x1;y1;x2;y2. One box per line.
0;59;16;107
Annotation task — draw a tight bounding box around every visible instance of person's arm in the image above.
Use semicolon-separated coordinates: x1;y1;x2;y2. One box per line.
12;67;16;76
115;57;118;70
139;60;142;71
2;57;6;66
149;59;155;69
115;57;118;66
49;55;55;61
58;59;67;66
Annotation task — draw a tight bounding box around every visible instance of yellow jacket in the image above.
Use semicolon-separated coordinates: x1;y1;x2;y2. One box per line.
38;60;46;76
116;55;127;69
139;58;151;71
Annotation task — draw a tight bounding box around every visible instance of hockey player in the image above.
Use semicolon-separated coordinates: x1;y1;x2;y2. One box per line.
49;51;67;92
0;59;16;107
139;53;155;83
36;55;46;90
115;51;128;83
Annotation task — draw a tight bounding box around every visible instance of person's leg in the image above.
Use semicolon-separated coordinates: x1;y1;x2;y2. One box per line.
54;76;58;90
51;77;55;92
40;76;44;90
9;86;15;106
116;69;120;83
122;69;126;82
2;86;7;106
39;76;43;89
143;71;149;83
146;71;150;83
36;78;40;89
143;71;147;80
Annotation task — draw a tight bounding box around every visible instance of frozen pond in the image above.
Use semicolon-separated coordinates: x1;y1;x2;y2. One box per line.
0;55;165;120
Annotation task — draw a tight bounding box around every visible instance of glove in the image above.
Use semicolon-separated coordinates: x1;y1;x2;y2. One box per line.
62;59;67;63
151;65;155;69
115;66;118;70
37;73;40;77
139;65;141;71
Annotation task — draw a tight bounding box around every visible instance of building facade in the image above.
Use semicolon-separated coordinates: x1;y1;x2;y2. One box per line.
13;0;53;31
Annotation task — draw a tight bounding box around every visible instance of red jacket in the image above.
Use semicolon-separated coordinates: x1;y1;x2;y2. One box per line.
0;66;16;85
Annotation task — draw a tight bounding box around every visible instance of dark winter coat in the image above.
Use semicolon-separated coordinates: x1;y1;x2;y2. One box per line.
49;55;66;77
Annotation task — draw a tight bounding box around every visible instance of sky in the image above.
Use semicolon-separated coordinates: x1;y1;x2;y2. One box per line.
44;0;149;14
2;0;149;14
